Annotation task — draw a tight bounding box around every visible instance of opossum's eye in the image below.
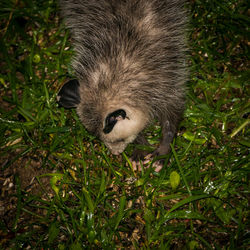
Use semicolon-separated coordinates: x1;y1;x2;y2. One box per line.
103;109;126;134
57;79;80;108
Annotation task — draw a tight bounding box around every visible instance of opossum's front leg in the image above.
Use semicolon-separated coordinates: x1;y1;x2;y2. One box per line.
134;133;150;145
154;120;176;156
132;133;151;160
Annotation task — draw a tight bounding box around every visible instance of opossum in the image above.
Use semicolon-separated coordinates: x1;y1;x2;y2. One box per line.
57;0;188;157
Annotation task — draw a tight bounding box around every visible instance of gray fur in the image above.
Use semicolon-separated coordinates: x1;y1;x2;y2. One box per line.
59;0;188;156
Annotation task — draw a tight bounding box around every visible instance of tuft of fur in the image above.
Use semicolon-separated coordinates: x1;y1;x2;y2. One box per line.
59;0;188;155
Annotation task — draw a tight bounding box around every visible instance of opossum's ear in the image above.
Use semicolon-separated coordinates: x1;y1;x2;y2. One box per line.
57;79;80;108
103;109;126;134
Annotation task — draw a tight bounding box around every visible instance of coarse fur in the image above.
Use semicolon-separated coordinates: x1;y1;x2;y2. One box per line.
58;0;188;156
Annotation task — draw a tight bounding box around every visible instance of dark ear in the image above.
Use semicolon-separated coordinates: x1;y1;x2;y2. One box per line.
57;79;80;108
103;109;126;134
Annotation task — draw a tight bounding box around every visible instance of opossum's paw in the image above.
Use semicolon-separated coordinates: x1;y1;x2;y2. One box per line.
131;148;149;161
130;146;170;172
152;161;164;172
152;157;166;168
131;154;162;172
152;145;171;158
150;146;171;167
130;153;165;172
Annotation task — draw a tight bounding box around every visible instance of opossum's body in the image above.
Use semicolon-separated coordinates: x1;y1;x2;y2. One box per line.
58;0;188;156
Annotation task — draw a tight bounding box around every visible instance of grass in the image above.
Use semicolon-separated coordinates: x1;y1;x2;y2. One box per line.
0;0;249;249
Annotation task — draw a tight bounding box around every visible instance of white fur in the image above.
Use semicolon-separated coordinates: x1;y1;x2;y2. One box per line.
101;107;148;154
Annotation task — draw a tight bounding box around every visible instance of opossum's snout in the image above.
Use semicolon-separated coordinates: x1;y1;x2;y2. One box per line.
101;107;148;155
57;79;80;108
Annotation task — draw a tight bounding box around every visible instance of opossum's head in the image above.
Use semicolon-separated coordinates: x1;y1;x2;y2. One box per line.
100;105;147;155
57;79;148;155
